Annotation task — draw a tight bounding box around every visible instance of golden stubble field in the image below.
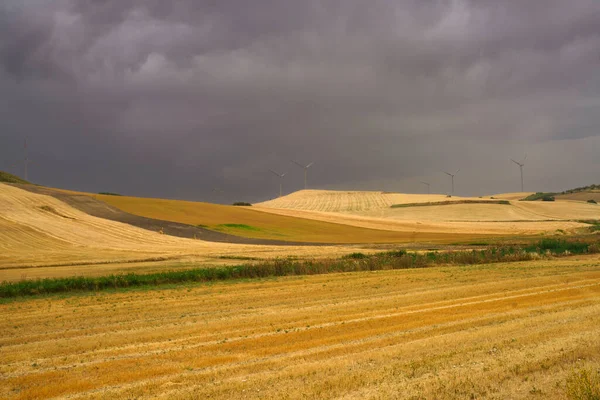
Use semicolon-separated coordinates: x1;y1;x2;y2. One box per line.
89;188;598;240
0;183;378;277
2;255;599;399
254;190;597;235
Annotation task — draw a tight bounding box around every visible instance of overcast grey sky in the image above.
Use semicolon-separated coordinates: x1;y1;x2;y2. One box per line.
1;1;599;203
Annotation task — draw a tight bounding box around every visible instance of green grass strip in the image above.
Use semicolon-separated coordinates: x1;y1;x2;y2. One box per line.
1;239;598;298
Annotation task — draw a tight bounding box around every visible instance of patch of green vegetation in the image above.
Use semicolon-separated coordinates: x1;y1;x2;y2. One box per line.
0;170;29;184
577;220;600;233
232;202;252;206
378;250;408;258
562;184;600;194
521;192;557;201
342;252;368;259
587;199;597;204
565;367;600;400
218;255;259;261
215;223;261;231
391;200;510;208
523;238;591;254
3;239;598;299
98;192;122;196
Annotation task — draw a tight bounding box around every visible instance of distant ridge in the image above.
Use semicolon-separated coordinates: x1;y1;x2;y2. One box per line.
0;170;30;184
562;184;599;194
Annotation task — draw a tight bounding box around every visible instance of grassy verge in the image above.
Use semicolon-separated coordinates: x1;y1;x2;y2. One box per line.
2;239;598;298
391;200;510;208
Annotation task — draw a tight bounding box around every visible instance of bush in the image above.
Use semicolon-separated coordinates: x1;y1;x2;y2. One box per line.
521;192;557;201
232;202;252;206
542;195;555;201
343;252;368;259
565;368;600;400
98;192;122;196
524;239;590;254
0;171;29;184
588;199;597;204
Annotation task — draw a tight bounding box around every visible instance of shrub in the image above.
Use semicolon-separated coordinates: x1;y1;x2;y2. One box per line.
588;199;597;204
343;252;368;259
0;171;29;184
565;368;600;400
98;192;122;196
232;202;252;206
525;239;589;254
542;195;555;201
521;192;557;201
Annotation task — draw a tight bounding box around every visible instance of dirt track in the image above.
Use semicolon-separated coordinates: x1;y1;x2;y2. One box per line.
13;185;317;246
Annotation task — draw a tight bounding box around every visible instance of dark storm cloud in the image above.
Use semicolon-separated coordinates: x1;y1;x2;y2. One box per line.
1;0;599;202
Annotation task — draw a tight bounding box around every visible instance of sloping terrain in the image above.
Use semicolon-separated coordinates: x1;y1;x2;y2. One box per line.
556;190;600;203
15;185;321;245
0;183;358;270
257;190;501;213
2;256;599;399
32;187;491;244
490;192;535;200
255;190;595;235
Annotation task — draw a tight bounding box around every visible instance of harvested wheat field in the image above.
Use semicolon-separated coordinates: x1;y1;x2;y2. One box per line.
31;186;499;244
0;183;368;273
92;192;479;243
556;191;600;203
256;190;498;212
257;190;599;221
255;190;595;235
1;255;600;399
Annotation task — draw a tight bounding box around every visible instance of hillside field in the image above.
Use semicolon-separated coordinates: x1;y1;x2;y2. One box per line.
97;190;597;240
2;256;599;399
0;183;368;277
92;192;500;243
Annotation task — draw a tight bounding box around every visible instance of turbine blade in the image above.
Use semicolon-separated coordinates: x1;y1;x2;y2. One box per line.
444;171;452;176
522;154;527;163
269;169;281;177
306;162;314;168
455;169;460;174
291;160;304;168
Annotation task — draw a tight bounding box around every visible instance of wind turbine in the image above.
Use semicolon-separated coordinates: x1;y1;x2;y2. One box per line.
420;181;431;194
12;139;32;181
443;169;460;196
269;169;287;198
291;160;314;190
211;187;224;202
510;155;527;192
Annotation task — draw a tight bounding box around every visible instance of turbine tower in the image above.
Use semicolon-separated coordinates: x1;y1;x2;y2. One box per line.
420;181;431;194
269;169;287;198
12;139;31;181
291;160;314;190
443;169;460;196
510;155;527;192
